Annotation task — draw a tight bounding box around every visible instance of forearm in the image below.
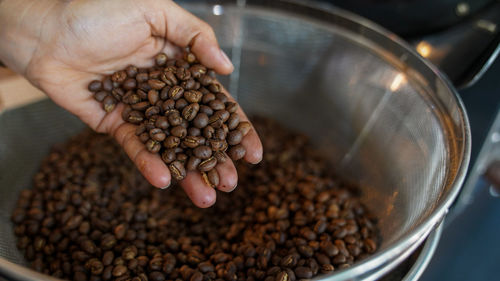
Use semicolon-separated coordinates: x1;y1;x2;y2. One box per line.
0;0;58;75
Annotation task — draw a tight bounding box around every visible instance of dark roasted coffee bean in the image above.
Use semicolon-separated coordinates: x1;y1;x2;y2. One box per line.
127;111;144;124
203;126;215;139
175;98;189;110
198;157;217;172
213;151;227;164
102;76;113;91
155;53;168;66
161;149;177;164
225;102;238;113
182;103;199;121
199;74;213;86
188;127;201;137
171;126;187;138
209;139;227;152
294;267;312;279
125;65;138;77
181;78;196;90
168;111;183;126
136;72;149;83
216;93;228;103
123;78;137;90
199;105;213;116
169;161;186;181
148;79;166;90
227;113;240;130
168;86;184;100
139;132;149;143
145;106;160;118
161;71;178;86
103;96;117;112
237;121;252;136
193;146;212;160
183;135;203;148
164;136;180;149
228;145;246;161
187;157;202;171
155;116;169;130
112;70;127;83
208;99;225;111
94;91;108;102
202;169;219;188
227;130;243;146
112;265;127;277
184;90;202;103
111;88;125;101
208;83;221;93
190;65;207;79
176;153;188;163
176;67;191;80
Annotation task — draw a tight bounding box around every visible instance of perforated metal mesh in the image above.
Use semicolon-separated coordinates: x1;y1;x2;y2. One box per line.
0;1;469;280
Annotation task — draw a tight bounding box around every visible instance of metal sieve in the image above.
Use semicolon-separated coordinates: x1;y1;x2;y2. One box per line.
0;0;470;280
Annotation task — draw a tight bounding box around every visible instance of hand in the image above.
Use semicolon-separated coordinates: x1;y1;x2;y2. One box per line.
0;0;263;207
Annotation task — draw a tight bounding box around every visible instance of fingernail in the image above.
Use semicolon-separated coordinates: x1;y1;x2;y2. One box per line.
219;49;234;71
160;182;171;189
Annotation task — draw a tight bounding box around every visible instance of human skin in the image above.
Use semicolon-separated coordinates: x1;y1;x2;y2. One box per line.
0;0;263;207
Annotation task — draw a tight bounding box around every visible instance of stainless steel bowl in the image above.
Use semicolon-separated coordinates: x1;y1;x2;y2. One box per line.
0;0;470;280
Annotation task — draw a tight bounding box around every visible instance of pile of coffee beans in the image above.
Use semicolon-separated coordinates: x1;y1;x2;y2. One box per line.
11;117;379;281
87;52;251;186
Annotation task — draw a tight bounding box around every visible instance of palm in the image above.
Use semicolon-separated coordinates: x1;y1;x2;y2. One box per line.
22;0;262;208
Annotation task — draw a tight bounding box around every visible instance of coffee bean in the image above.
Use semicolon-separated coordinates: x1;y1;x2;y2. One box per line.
182;103;200;121
188;127;201;137
171;126;187;138
228;145;246;161
112;265;127;277
102;96;117;112
146;139;161;153
94;91;108;102
161;71;178;86
194;146;212;160
88;80;102;92
176;67;191;81
204;169;219;187
183;136;203;148
208;83;221;93
163;136;180;149
237;121;252;136
209;99;225;111
184;90;203;103
199;74;213;86
227;130;243;146
294;267;313;279
187;157;202;171
199;105;213;116
123;78;137;90
169;161;186;181
155;53;168;66
190;65;207;79
155;116;169;130
198;157;217;172
112;70;127;83
175;98;189;110
213;151;227;164
145;106;160;118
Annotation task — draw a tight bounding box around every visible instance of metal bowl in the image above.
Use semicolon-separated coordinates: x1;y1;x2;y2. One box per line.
0;0;470;280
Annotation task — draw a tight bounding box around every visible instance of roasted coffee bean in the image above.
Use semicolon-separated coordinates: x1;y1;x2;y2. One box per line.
102;96;117;112
202;169;219;188
123;78;137;90
147;79;165;90
161;71;178;86
88;80;102;92
228;145;246;161
171;126;187;138
155;116;169;130
184;90;203;103
199;74;213;86
176;67;191;81
190;65;206;79
194;146;212;160
227;130;243;145
182;103;199;121
237;121;252;136
203;126;215;139
169;161;186;181
164;136;180;149
198;157;217;172
155;53;168;66
225;102;238;114
125;65;138;78
127;111;144;124
94;91;108;102
227;113;240;130
139;132;149;143
161;149;176;164
208;99;225;111
145;106;160;118
168;86;184;100
175;98;189;110
112;71;127;83
183;136;203;148
187;157;202;171
181;79;196;90
213;151;227;164
208;83;221;93
294;267;313;279
199;105;213;116
167;112;182;126
188;127;201;137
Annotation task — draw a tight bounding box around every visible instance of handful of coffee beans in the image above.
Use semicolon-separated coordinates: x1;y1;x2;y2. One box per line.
11;117;379;281
87;52;250;186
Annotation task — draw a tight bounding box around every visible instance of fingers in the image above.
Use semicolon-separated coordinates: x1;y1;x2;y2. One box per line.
147;0;233;74
181;171;217;208
113;122;171;188
215;157;238;192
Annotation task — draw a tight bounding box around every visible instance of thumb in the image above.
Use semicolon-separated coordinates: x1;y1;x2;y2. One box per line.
146;0;234;74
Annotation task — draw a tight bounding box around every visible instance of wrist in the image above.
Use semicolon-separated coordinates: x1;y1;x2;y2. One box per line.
0;0;58;75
